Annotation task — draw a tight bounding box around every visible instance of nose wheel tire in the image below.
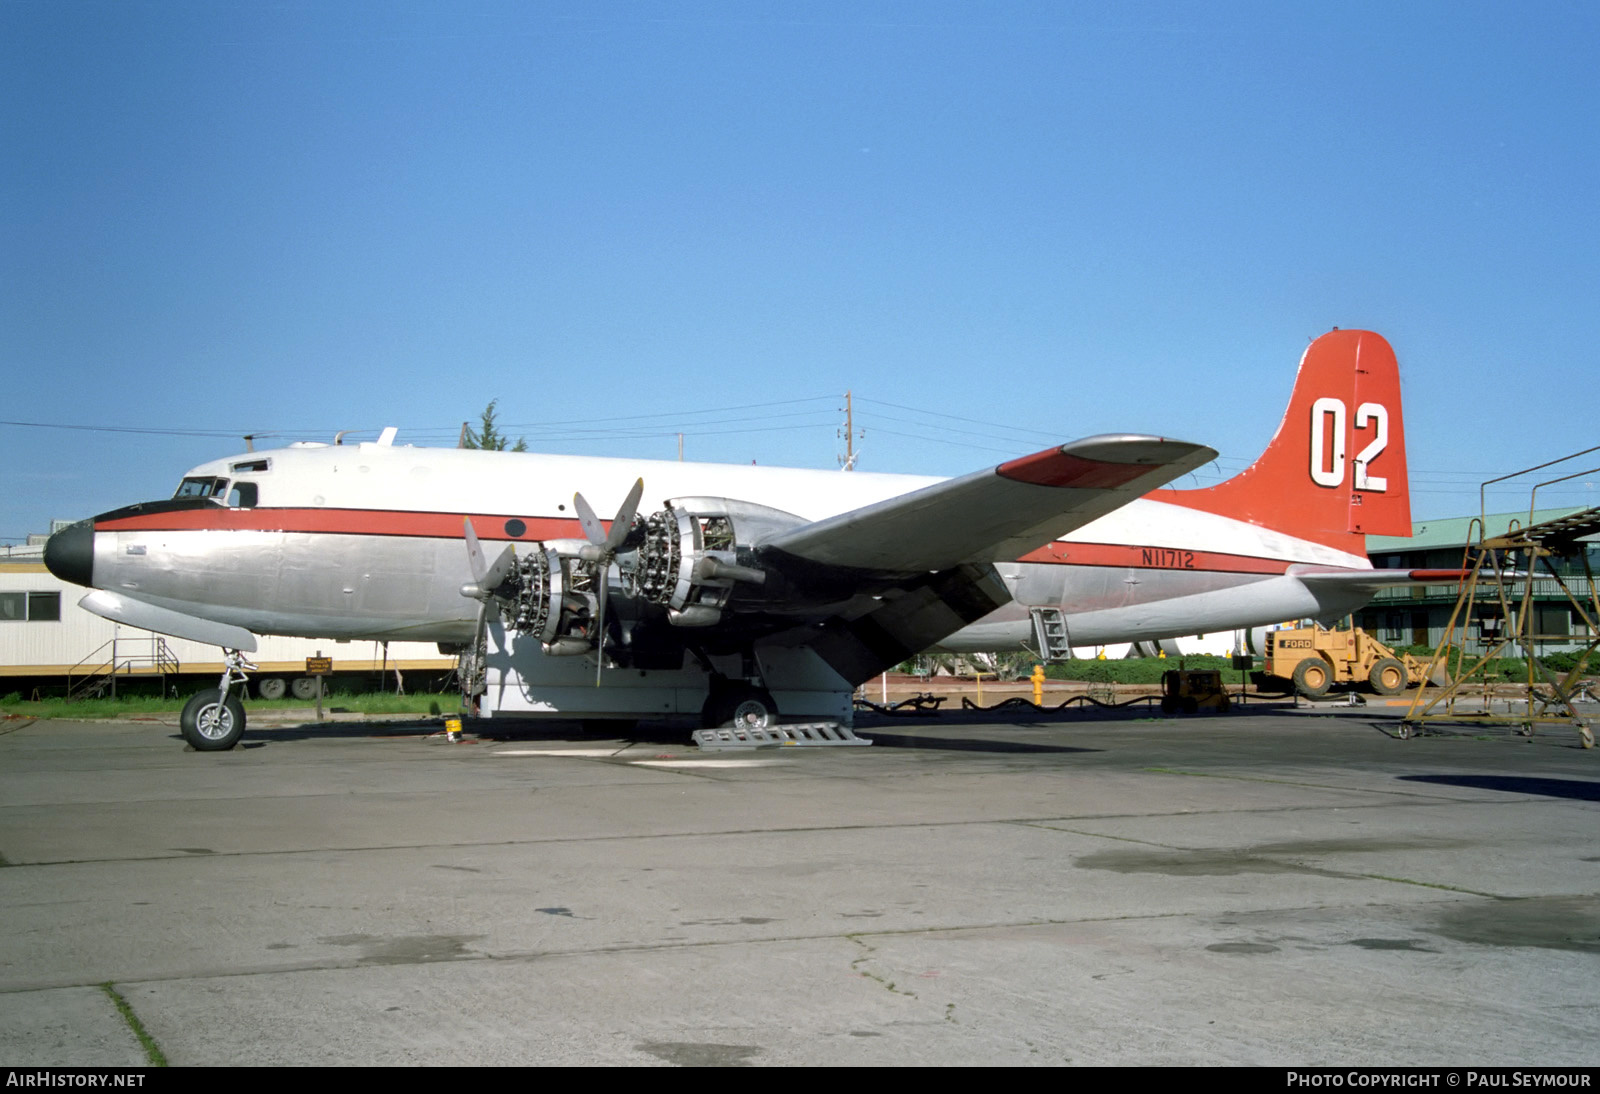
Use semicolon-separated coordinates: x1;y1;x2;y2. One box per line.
180;689;246;751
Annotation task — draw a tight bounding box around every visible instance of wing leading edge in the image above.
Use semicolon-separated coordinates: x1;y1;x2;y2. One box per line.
759;434;1218;574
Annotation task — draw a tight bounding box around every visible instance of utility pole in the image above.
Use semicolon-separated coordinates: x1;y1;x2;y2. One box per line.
838;390;863;470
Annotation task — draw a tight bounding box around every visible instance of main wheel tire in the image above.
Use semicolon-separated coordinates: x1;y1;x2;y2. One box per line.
1293;658;1332;698
1368;657;1407;696
703;685;777;729
290;676;321;701
180;689;246;751
256;676;287;700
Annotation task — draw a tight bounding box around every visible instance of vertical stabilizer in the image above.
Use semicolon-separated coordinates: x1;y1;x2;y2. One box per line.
1153;329;1411;554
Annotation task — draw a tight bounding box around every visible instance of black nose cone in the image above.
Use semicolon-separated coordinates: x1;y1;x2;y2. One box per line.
44;520;94;588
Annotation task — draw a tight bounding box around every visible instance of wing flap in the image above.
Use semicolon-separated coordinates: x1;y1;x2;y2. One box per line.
760;435;1216;573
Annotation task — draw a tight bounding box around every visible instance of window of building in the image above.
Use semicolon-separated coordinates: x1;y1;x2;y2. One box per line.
1382;612;1406;643
1537;606;1572;638
0;591;60;621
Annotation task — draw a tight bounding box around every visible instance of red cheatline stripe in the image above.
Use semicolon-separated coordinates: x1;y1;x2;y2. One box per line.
996;448;1154;488
97;507;589;542
1017;540;1295;575
96;506;1310;575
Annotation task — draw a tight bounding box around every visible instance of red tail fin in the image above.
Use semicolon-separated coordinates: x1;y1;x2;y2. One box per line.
1152;329;1412;554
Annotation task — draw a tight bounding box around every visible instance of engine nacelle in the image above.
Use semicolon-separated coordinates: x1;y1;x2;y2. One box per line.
624;497;804;626
509;543;600;655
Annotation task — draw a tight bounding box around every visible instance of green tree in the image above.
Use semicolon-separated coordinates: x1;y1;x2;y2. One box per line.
461;399;527;451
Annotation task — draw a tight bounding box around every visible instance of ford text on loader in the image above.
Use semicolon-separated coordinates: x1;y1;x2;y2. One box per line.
45;330;1446;750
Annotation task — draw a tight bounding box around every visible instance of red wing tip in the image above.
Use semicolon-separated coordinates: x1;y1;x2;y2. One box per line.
997;447;1159;489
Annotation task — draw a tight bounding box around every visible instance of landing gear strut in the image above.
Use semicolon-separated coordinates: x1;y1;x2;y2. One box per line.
179;648;255;751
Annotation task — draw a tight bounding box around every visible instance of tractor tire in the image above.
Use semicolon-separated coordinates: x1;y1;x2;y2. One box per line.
1368;657;1407;696
1293;658;1332;699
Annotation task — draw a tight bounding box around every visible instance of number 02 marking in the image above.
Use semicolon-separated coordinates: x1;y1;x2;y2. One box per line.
1309;399;1388;492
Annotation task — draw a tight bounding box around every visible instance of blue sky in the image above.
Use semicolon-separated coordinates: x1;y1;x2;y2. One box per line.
4;0;1598;544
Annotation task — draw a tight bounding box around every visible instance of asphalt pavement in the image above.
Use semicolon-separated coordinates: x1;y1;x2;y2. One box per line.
0;702;1596;1066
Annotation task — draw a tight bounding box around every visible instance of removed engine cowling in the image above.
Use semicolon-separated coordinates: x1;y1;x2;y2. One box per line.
507;542;598;656
479;497;806;657
624;497;804;626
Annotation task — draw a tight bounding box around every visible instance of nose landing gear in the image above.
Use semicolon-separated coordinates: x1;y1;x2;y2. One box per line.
179;648;255;751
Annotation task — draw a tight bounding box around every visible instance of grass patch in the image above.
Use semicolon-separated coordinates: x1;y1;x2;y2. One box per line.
100;982;167;1067
1044;655;1245;685
1;690;452;720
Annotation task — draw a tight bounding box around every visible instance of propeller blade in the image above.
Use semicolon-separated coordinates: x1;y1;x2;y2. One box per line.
463;517;487;584
482;545;517;594
594;573;609;686
605;478;645;551
573;491;606;546
460;597;489;707
571;478;645;684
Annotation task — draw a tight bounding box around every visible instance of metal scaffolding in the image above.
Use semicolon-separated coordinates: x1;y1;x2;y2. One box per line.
1400;448;1600;749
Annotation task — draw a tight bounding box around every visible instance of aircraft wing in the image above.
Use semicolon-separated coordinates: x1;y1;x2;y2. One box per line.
759;434;1217;573
747;435;1215;683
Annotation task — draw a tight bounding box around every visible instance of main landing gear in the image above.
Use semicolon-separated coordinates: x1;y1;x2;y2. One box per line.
702;681;778;730
179;648;255;751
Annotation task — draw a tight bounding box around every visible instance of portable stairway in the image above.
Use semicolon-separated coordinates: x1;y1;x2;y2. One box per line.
1029;607;1072;661
1401;499;1600;748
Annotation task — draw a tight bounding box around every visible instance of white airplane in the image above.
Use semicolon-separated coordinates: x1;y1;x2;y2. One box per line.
45;329;1449;750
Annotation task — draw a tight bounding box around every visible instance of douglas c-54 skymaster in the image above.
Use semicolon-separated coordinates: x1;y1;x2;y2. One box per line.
45;329;1452;750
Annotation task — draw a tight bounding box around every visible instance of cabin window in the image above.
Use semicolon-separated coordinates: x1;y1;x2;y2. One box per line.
174;477;228;499
0;591;59;622
227;482;259;508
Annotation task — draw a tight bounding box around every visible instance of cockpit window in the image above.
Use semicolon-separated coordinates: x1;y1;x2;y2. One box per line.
227;482;259;508
174;477;228;499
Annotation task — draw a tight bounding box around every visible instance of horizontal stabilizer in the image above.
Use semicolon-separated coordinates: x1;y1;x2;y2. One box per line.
79;590;259;652
1290;567;1468;592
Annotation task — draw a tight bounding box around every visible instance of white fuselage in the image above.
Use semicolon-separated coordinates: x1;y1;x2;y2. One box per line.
86;439;1376;655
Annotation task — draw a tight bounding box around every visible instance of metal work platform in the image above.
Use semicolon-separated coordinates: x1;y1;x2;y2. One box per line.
693;722;872;750
1401;451;1600;748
